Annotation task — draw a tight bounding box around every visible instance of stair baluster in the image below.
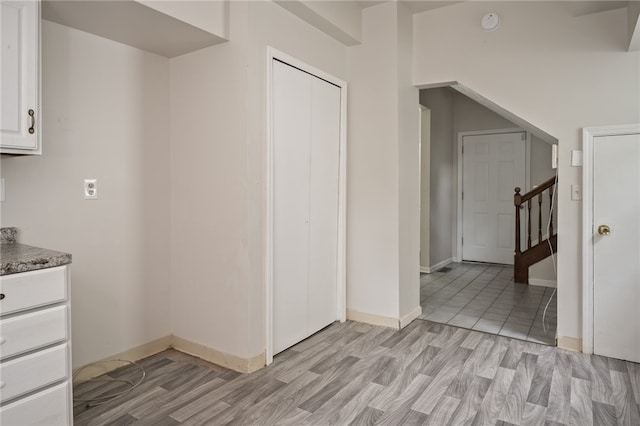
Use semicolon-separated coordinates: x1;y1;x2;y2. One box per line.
538;193;543;244
513;176;558;284
527;200;532;249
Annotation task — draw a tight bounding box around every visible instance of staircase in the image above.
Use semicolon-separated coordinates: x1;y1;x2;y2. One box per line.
513;176;557;284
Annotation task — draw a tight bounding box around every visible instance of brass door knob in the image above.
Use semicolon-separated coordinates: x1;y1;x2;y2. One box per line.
598;225;611;235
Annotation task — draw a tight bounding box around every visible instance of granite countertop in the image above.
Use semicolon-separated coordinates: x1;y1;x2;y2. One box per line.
0;228;72;276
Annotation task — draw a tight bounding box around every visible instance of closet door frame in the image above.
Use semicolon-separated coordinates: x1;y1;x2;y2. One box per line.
265;48;347;365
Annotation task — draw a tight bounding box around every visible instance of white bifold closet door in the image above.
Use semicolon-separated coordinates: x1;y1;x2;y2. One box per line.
272;60;340;355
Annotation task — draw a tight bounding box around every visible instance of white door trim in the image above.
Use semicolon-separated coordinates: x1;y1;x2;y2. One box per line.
265;47;347;365
581;123;640;355
456;128;530;262
419;105;430;271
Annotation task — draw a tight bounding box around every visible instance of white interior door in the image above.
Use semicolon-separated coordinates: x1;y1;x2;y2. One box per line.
307;76;340;335
593;133;640;363
462;132;526;264
272;60;340;355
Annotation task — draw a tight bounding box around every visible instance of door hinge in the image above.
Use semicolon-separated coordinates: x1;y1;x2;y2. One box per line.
461;237;463;245
462;192;464;201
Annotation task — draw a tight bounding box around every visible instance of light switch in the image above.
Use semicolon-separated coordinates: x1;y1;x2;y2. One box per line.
571;150;583;167
0;178;4;202
571;184;582;201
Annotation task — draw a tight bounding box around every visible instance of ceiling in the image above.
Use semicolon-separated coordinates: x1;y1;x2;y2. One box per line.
358;1;632;16
399;0;464;14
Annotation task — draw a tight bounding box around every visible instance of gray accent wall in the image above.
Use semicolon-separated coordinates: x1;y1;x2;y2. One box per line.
419;88;454;270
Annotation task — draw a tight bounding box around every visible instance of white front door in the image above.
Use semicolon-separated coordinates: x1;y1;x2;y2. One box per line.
462;132;526;264
592;132;640;363
272;59;340;355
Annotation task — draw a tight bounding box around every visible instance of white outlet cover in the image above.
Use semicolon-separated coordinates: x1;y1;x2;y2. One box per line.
84;179;98;200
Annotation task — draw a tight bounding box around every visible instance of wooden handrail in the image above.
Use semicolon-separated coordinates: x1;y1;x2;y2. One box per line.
514;176;556;205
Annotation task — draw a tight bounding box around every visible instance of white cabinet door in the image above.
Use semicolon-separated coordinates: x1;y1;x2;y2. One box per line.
0;381;71;426
1;0;40;153
593;133;640;363
272;60;340;354
462;132;526;264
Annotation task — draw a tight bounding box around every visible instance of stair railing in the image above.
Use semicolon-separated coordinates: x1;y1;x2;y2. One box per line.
514;176;557;284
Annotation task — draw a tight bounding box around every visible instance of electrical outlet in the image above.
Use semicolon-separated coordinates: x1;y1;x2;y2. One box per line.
84;179;98;200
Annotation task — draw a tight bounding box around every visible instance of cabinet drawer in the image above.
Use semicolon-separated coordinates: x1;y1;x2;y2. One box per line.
0;381;70;426
0;343;68;402
0;306;68;360
0;267;67;316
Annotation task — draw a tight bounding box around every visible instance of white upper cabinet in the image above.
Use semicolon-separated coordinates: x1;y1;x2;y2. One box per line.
1;0;40;154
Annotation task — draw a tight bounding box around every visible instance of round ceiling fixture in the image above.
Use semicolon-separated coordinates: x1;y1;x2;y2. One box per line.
481;13;501;31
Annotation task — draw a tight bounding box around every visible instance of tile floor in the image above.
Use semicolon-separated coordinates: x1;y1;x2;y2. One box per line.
420;262;557;345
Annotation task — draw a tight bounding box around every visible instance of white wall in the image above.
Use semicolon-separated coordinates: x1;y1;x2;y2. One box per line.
346;2;420;322
397;2;420;320
169;1;251;359
414;2;640;344
347;3;401;320
170;0;349;360
0;20;171;368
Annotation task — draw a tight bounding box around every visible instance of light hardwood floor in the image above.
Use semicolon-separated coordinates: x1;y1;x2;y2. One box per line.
74;320;640;425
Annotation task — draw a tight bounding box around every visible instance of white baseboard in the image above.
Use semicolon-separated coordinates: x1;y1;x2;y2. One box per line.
172;335;265;373
347;306;423;330
73;334;265;383
557;336;582;352
400;306;422;328
346;309;400;329
420;257;454;274
529;278;557;288
73;335;173;384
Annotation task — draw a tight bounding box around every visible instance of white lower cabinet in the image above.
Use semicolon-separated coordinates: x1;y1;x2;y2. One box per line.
0;382;71;426
0;266;72;425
